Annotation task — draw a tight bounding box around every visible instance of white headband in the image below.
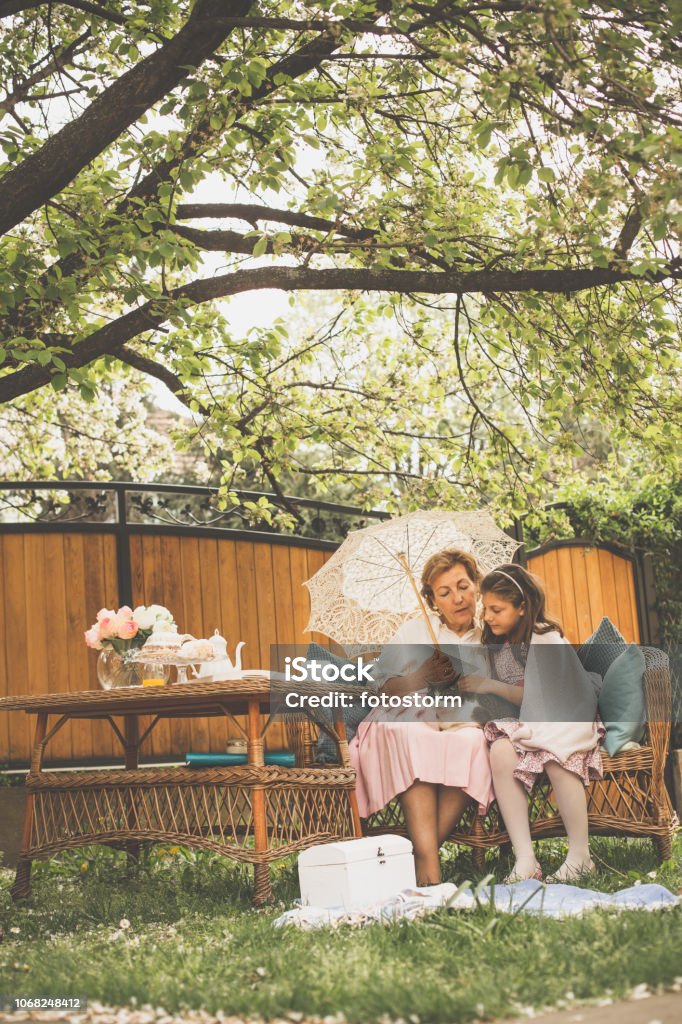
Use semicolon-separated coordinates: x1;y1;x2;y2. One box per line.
490;569;525;596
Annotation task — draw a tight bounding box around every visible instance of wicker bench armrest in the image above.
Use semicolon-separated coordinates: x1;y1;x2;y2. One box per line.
641;647;672;787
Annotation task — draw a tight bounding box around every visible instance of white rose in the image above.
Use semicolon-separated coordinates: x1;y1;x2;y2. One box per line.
132;606;157;630
150;605;177;630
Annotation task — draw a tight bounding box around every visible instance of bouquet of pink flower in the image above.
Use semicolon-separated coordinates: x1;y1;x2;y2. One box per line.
84;604;176;655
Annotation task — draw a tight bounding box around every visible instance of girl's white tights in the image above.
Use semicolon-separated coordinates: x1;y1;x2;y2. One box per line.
490;739;594;881
490;739;540;879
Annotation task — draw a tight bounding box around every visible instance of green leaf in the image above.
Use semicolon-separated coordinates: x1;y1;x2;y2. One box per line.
506;163;521;188
252;236;269;257
474;121;493;149
516;163;533;187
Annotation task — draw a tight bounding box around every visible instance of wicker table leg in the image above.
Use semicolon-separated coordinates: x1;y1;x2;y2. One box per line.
253;862;273;905
11;713;47;902
248;700;273;905
655;831;673;862
11;857;32;901
470;811;487;870
124;715;141;866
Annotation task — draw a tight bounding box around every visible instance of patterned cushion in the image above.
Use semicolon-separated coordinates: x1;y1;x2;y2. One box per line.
577;617;628;678
598;644;647;755
304;643;372;764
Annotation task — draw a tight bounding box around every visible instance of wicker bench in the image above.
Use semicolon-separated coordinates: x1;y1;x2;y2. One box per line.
288;646;678;863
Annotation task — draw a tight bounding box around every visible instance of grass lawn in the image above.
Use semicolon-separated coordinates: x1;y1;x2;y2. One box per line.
0;836;680;1022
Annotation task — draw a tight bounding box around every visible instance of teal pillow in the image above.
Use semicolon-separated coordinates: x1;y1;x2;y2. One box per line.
597;644;646;756
577;617;627;679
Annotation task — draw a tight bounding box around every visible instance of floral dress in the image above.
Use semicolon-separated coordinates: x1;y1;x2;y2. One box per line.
483;640;604;792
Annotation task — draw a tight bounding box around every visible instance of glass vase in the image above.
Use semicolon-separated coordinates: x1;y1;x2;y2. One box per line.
97;648;140;689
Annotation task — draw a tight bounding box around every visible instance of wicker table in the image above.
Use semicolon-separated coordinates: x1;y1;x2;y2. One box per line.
0;676;362;904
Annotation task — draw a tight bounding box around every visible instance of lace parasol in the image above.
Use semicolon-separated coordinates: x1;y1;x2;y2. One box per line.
304;510;522;649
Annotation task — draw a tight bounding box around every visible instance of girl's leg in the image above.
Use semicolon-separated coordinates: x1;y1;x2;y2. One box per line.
490;738;540;881
544;761;593;880
436;786;471;846
399;780;440;885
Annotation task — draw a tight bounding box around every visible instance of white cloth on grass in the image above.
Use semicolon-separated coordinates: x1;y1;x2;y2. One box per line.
273;881;678;929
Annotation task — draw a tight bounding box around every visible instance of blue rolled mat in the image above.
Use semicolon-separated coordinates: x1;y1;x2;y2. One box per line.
185;751;295;767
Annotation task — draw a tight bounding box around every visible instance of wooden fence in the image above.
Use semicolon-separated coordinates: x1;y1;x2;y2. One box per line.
0;529;646;766
0;531;331;766
527;542;641;645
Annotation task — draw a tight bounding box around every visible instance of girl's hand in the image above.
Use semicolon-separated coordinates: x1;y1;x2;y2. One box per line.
458;674;497;695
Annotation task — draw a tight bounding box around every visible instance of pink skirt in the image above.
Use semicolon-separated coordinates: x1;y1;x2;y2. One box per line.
349;712;494;819
484;719;605;792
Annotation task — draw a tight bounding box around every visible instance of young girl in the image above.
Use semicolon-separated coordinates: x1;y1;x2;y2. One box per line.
460;564;603;883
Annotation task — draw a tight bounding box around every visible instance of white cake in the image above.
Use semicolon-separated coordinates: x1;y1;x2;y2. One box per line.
142;630;183;655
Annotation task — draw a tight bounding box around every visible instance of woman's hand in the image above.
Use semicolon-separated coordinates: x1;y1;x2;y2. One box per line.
381;650;458;697
416;650;458;689
458;674;497;695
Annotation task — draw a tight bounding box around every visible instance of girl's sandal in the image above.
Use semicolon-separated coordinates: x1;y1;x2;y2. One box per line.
544;860;596;884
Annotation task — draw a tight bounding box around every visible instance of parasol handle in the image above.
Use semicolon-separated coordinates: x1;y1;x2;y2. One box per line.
397;553;439;649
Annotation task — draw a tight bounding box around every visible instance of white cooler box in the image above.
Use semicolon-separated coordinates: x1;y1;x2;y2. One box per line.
298;835;416;909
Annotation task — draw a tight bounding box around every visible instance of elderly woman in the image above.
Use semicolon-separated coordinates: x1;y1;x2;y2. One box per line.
349;548;494;885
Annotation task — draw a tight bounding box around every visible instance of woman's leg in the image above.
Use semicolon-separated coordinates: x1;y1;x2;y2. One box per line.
490;738;540;880
544;761;593;879
436;786;471;846
399;780;440;885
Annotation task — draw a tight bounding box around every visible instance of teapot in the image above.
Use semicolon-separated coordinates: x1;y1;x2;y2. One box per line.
196;631;245;680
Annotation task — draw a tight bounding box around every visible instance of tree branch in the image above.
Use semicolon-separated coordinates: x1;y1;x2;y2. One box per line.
292;463;472;484
170;223;423;258
119;349;310;524
205;2;520;37
452;293;529;466
251;435;305;521
3;6;390;335
0;0;125;20
0;29;92;116
612;203;643;261
2;259;679;404
121;5;390;211
196;15;405;35
116;344;208;415
172;224;368;257
172;224;259;254
175;202;376;240
171;223;456;270
0;0;252;235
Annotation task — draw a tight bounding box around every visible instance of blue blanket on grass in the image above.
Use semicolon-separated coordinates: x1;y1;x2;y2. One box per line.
274;880;679;929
